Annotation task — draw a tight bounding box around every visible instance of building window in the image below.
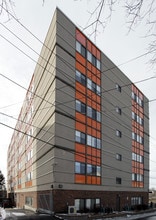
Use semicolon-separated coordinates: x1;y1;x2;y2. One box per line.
26;172;32;182
116;107;122;115
76;70;86;86
116;130;122;137
75;162;86;174
87;164;101;176
86;49;101;70
76;41;86;57
96;111;101;122
96;59;101;70
131;197;142;205
76;41;81;53
116;84;121;92
132;132;144;144
87;135;101;149
132;92;143;107
116;153;122;161
132;111;143;125
75;130;86;144
87;78;92;90
96;166;101;176
92;55;96;66
75;198;101;213
87;106;101;122
87;78;101;96
25;197;33;206
96;85;101;96
76;100;86;114
116;177;122;184
132;173;144;182
87;51;92;63
87;106;92;118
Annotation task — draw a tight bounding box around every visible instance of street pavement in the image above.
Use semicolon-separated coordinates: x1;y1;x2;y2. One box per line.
1;208;156;220
0;208;63;219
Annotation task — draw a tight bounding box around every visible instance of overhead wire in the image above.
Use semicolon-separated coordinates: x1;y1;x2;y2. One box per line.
0;5;155;182
2;120;150;182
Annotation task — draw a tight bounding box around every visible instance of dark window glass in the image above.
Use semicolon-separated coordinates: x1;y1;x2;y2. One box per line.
81;132;86;144
76;70;86;86
92;82;96;93
81;103;86;114
116;130;122;137
96;111;101;122
75;162;86;174
81;45;86;57
76;100;81;112
116;177;122;184
116;84;121;92
116;153;122;161
92;55;96;66
92;109;96;120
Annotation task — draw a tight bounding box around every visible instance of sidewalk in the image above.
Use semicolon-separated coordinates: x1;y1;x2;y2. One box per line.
57;208;156;220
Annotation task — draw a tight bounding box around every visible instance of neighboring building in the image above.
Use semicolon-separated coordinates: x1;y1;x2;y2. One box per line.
7;8;149;213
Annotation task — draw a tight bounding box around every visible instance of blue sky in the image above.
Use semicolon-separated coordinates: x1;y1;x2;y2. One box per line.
0;0;156;188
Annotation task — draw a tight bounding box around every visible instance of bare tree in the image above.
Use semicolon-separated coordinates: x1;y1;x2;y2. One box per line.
81;0;156;70
0;0;156;68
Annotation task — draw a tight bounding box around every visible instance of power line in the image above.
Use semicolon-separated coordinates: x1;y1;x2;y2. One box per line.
1;120;150;180
0;5;152;184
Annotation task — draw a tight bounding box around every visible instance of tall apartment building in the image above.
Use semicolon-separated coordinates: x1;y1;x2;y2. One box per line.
7;8;149;213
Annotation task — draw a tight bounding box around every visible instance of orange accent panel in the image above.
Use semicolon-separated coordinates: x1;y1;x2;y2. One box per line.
92;148;97;156
76;29;86;46
76;112;86;123
76;82;86;94
97;177;101;185
96;77;101;85
92;176;97;184
132;181;137;187
96;121;101;130
75;92;86;103
87;70;92;79
87;176;92;184
139;182;144;187
96;70;101;80
87;40;92;52
25;181;32;188
75;174;85;183
92;45;96;57
97;50;101;60
96;96;101;105
140;150;144;156
96;131;101;139
96;149;101;157
18;184;21;189
75;143;85;154
76;53;86;66
75;152;85;162
76;62;86;75
92;129;97;137
87;117;92;127
87;155;92;164
91;66;96;76
87;62;92;71
140;168;144;174
87;146;92;155
97;158;101;166
76;121;86;133
92;120;97;130
87;127;97;137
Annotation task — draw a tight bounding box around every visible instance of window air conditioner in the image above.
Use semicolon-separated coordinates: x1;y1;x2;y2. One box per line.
68;206;76;214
